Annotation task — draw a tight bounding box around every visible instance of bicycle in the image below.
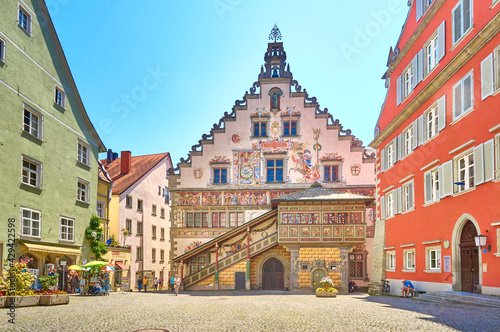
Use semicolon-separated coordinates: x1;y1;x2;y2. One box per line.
381;280;390;295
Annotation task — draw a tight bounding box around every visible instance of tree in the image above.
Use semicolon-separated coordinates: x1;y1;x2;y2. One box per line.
85;215;108;260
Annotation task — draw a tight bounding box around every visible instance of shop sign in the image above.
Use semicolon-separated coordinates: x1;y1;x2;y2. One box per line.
121;277;130;291
443;255;451;273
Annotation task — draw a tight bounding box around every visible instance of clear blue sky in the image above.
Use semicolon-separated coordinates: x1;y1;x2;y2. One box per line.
49;0;409;164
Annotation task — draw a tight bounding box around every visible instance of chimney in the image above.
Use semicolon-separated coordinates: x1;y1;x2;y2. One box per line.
106;149;114;163
121;151;131;174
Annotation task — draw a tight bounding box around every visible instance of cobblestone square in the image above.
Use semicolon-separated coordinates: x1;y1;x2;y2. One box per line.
1;291;499;332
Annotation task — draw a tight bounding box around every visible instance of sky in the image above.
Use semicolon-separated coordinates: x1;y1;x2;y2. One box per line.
48;0;410;165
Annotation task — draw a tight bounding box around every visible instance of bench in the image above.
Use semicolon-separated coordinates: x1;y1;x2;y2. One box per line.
409;290;425;298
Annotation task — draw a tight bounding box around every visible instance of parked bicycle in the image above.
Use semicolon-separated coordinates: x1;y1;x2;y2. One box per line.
381;280;390;295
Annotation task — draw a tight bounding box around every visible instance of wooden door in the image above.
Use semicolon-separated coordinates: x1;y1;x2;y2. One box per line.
312;269;326;291
262;258;284;290
460;221;479;293
235;272;245;290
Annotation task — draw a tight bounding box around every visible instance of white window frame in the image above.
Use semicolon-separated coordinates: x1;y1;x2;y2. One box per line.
54;85;66;109
425;246;442;271
23;105;43;140
402;180;414;212
126;195;132;208
403;64;414;98
0;37;5;63
452;0;473;45
403;125;414;157
386;191;394;218
387;142;395;168
97;201;105;218
431;168;440;202
18;4;32;35
77;140;90;166
403;249;416;271
425;35;438;74
425;104;439;141
20;207;41;238
266;157;285;183
455;151;474;193
386;251;396;271
21;155;42;189
60;216;75;242
453;71;474;120
77;178;89;203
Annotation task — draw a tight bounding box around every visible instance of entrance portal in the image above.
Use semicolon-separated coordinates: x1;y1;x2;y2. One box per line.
460;220;479;293
262;258;284;290
312;269;326;291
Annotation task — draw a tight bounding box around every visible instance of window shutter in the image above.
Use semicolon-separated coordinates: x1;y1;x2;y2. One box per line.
416;0;423;21
483;139;494;182
474;144;484;186
380;195;386;220
396;188;402;214
441;160;453;198
424;172;432;203
464;75;473;111
417;115;424;146
411;55;418;90
438;95;446;131
400;133;405;158
452;5;461;44
417;49;424;83
438;21;445;61
395;136;400;162
412;119;418;150
453;82;462;118
481;53;494;100
380;148;386;172
397;76;402;105
408;182;414;210
463;0;471;32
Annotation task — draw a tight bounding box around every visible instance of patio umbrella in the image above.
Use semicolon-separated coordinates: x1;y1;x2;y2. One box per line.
68;265;82;271
102;265;115;271
83;261;108;268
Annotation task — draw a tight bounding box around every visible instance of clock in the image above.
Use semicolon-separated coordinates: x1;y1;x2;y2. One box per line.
240;165;253;179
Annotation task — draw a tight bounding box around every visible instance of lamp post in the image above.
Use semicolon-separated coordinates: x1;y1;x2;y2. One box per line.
474;234;490;252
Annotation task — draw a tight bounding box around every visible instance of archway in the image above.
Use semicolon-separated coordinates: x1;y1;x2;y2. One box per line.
262;258;284;290
311;268;327;291
460;220;479;293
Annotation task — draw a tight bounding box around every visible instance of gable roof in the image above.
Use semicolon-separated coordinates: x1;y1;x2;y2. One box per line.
272;182;374;202
104;153;171;194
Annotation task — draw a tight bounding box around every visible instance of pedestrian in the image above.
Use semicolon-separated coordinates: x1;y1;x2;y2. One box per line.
170;275;175;293
154;277;158;291
70;272;80;294
159;276;163;290
143;276;148;292
401;279;414;298
174;274;181;296
137;277;143;292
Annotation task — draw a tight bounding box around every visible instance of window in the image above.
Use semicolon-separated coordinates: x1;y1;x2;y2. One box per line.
160;228;165;240
18;5;31;34
55;86;65;108
386;251;396;271
348;252;366;279
403;125;414;157
186;212;209;228
125;219;132;233
22;156;41;188
402;181;414;212
126;196;132;208
21;207;40;237
60;217;74;242
77;179;89;203
137;221;143;235
453;72;474;120
77;141;90;166
416;0;435;21
229;212;243;227
266;158;284;183
136;246;142;261
253;119;268;137
387;142;395;169
386;191;394;218
324;165;339;182
452;0;473;45
481;47;500;100
137;199;143;211
152;204;157;216
160;208;165;219
425;169;440;203
426;247;442;270
97;202;105;218
213;168;228;184
425;105;439;141
23;107;42;139
283;118;297;136
160;249;165;262
456;152;474;193
425;36;438;73
0;38;5;62
158;186;162;195
189;255;208;275
152;248;156;262
152;225;157;239
212;212;226;227
403;64;414;98
404;250;416;270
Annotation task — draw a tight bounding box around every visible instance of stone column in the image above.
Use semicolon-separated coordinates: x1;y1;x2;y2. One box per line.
288;246;300;290
368;218;386;295
338;246;351;294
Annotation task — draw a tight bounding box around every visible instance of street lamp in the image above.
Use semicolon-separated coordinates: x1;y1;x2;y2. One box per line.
474;234;490;252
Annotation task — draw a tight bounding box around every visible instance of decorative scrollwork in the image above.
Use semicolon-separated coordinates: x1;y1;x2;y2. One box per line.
235;94;247;107
249;81;260;95
291;80;302;92
364;150;376;158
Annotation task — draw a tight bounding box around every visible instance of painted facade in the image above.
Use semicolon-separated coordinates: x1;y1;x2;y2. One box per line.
370;0;500;296
0;0;105;273
168;32;376;292
104;151;172;289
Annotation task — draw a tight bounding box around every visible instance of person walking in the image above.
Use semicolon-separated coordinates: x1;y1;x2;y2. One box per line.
70;272;80;294
154;277;158;291
143;276;148;292
158;276;163;290
170;275;175;293
174;274;181;296
137;277;143;292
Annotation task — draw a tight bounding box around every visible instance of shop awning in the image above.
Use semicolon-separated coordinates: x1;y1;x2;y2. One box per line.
115;262;129;270
23;243;81;256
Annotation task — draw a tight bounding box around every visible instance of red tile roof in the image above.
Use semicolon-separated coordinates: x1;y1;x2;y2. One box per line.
102;153;171;194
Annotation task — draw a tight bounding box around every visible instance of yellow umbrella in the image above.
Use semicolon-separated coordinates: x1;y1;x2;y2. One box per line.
68;265;83;271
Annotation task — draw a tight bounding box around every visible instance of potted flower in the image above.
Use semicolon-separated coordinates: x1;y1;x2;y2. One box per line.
3;262;39;307
38;276;69;306
316;276;339;298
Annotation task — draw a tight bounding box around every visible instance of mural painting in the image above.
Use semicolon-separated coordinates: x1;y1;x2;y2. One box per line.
233;151;261;185
185;240;205;252
290;143;320;183
178;190;294;207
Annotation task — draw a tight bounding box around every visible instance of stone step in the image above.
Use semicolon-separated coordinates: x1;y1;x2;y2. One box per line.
428;291;500;307
414;293;500;308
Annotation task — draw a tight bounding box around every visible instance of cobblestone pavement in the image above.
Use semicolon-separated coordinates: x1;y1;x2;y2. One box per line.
1;291;499;332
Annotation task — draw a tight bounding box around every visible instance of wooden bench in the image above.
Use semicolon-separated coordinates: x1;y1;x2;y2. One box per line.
409;290;425;298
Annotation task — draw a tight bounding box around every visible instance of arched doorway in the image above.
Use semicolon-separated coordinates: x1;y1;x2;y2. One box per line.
460;220;479;293
262;258;284;290
311;268;326;291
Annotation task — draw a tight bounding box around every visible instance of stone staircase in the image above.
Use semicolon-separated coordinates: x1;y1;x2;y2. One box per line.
412;291;500;308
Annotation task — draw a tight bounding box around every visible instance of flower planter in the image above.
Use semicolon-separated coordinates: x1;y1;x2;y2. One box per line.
6;295;40;307
39;294;70;306
316;290;337;298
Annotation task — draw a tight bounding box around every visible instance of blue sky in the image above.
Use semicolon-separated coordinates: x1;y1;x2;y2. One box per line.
49;0;409;164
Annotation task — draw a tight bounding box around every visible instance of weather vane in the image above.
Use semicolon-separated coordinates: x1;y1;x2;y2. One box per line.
268;24;282;42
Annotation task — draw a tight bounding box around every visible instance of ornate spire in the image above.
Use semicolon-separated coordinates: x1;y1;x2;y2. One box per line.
268;24;282;42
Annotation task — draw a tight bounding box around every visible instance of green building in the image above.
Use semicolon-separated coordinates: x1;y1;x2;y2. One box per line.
0;0;105;273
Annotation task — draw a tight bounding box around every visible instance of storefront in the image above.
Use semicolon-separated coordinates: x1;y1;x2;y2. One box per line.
102;246;131;291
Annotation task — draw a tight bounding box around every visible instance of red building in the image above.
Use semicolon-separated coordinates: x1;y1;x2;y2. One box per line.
370;0;500;296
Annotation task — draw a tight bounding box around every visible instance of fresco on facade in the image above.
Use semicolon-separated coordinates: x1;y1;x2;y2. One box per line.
178;190;294;207
233;151;261;185
184;240;205;252
290;143;320;183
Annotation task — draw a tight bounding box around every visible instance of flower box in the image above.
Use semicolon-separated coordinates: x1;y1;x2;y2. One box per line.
316;290;337;297
6;295;40;307
39;294;70;306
